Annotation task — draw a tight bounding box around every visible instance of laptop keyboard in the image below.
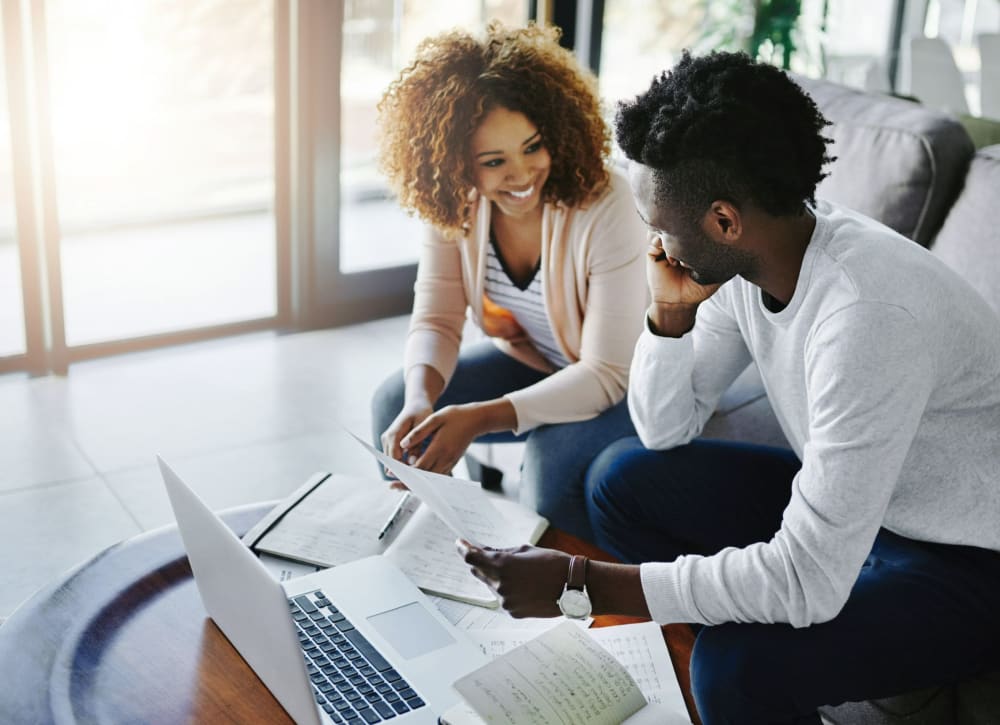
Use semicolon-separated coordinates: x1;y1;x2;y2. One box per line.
289;590;427;723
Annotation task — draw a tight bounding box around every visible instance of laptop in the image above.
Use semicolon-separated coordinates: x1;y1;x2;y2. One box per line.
157;456;488;724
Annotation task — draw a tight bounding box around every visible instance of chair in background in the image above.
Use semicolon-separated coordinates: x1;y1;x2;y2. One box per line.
979;33;1000;119
907;36;971;115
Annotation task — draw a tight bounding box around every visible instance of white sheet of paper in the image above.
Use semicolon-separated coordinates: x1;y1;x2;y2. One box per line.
453;622;649;725
387;505;497;605
589;623;688;717
255;474;400;566
430;596;593;631
464;621;689;722
349;431;508;547
257;553;322;582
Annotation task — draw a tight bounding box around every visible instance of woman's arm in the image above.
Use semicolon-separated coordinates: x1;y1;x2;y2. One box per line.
505;177;650;433
403;226;470;389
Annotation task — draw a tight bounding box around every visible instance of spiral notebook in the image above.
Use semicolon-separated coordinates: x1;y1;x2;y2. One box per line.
242;472;547;607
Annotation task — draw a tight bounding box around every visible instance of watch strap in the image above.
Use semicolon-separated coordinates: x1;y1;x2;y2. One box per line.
566;555;587;591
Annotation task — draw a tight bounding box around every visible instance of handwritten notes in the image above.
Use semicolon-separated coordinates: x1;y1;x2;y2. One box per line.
386;505;497;605
465;621;685;714
430;596;592;631
349;432;510;546
453;623;649;724
253;454;546;606
255;474;398;567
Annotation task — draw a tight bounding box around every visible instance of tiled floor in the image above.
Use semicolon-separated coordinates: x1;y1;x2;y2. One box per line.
0;315;413;620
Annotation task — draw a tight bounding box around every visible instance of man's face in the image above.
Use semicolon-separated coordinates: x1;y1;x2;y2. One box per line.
627;161;749;287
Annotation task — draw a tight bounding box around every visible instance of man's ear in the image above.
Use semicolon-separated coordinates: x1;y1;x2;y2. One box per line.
703;201;742;243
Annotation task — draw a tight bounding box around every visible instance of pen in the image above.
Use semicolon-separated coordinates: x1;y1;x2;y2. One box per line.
377;492;413;540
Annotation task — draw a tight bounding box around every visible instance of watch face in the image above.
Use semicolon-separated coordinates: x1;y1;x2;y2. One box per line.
558;588;592;619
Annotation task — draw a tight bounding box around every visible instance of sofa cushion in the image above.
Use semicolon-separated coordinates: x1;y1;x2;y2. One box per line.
794;76;974;247
702;390;790;449
819;688;955;725
930;144;1000;316
956;670;1000;724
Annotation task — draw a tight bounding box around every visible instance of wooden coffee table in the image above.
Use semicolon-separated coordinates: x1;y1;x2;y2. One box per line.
0;502;699;724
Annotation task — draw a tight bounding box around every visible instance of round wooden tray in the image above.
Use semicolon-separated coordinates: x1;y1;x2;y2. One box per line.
0;503;698;724
0;503;292;724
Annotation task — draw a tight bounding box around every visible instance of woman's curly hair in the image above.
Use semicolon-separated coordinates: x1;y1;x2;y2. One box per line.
615;50;834;221
377;21;610;235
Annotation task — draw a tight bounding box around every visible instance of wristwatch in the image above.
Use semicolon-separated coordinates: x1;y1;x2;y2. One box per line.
557;555;592;619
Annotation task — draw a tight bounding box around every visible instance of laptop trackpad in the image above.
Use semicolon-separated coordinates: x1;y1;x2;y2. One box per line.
367;601;456;660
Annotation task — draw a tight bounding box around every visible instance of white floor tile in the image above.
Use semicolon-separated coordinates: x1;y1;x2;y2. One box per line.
0;316;413;618
0;377;97;491
106;429;385;531
0;478;141;617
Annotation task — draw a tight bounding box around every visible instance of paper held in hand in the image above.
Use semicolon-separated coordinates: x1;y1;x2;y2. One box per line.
347;431;501;546
245;432;547;606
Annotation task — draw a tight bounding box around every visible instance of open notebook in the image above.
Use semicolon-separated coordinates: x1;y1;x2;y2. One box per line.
441;622;691;724
243;472;547;607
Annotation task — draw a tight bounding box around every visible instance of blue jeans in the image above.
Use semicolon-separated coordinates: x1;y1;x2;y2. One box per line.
586;437;1000;725
371;341;636;541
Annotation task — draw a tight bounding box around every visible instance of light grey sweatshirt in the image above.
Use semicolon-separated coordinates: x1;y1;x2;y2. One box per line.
631;201;1000;628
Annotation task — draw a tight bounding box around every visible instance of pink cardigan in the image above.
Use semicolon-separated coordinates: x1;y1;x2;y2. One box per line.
403;170;649;434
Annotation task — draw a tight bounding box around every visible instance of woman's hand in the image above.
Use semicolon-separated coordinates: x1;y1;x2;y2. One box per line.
400;398;517;475
380;400;434;469
459;541;570;618
399;404;487;474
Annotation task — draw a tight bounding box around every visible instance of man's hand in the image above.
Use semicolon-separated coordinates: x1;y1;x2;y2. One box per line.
646;235;722;337
459;541;570;618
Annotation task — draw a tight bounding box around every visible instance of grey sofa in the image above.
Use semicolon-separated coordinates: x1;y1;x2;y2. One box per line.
703;76;1000;724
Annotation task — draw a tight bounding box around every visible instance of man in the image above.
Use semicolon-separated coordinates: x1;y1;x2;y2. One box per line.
461;51;1000;724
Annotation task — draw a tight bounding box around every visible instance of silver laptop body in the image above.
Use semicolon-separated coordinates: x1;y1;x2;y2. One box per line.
158;456;487;724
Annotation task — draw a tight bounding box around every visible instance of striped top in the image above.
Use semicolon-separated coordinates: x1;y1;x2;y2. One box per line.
484;240;570;369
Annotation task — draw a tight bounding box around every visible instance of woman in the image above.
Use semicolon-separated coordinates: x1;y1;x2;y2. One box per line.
371;21;647;541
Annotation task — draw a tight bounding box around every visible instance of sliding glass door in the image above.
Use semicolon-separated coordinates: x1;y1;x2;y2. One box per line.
0;5;25;359
0;0;284;374
296;0;528;328
1;0;530;375
46;0;278;348
339;1;528;274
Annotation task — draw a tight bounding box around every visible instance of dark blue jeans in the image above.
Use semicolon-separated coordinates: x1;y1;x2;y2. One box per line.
370;341;636;541
586;437;1000;725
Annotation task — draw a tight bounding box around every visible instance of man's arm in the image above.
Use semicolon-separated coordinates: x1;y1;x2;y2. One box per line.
461;305;933;628
640;303;935;627
626;238;753;449
460;543;650;619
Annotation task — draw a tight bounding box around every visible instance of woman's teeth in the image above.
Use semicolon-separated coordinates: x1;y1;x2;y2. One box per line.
505;186;534;199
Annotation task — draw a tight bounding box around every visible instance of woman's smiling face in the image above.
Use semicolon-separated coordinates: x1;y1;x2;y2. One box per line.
470;106;551;220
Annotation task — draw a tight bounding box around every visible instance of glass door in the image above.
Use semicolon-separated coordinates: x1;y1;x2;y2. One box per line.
2;0;536;374
339;1;529;274
0;6;25;360
44;0;278;349
292;1;530;327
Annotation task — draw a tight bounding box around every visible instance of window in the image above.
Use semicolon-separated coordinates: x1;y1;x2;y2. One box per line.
923;0;1000;116
0;7;26;358
1;0;535;373
46;0;277;346
598;0;703;106
339;0;528;273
